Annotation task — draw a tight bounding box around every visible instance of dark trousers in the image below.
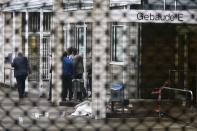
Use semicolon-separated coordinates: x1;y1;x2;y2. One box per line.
62;75;73;101
73;79;87;101
16;75;26;99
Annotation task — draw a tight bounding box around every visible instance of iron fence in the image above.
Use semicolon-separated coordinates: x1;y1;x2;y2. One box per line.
0;0;197;130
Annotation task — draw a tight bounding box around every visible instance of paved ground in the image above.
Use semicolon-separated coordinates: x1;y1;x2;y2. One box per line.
0;86;197;131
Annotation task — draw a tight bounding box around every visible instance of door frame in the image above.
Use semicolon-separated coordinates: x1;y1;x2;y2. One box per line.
76;24;88;90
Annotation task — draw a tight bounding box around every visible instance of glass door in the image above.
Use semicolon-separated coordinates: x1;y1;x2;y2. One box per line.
28;35;40;81
76;25;87;89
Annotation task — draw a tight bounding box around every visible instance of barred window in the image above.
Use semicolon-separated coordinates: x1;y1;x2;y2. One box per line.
43;12;52;32
111;25;125;62
143;0;197;10
1;0;197;130
29;12;40;32
63;0;93;11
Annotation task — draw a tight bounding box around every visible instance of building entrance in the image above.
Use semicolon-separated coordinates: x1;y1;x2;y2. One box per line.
140;24;197;102
28;35;51;81
28;35;40;81
28;35;52;96
75;25;88;90
170;29;197;102
64;23;92;97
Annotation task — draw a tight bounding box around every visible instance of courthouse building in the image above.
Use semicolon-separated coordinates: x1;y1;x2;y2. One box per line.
0;0;197;118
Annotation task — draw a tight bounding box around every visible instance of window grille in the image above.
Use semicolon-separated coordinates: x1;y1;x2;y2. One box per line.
42;36;51;80
29;12;40;32
111;25;124;62
43;12;51;32
76;26;87;55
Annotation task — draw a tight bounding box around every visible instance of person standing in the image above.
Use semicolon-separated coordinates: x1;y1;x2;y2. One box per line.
72;48;86;100
11;52;30;100
72;48;84;79
62;51;73;101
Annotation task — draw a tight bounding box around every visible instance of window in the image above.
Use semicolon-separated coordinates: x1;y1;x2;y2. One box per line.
111;25;124;62
43;12;52;32
143;0;197;10
176;0;197;10
76;26;87;56
42;36;51;80
22;12;52;33
63;0;93;11
22;12;26;32
28;35;40;81
29;12;40;32
63;25;68;51
21;12;52;81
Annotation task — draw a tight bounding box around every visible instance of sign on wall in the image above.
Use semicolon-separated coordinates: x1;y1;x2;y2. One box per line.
110;10;197;24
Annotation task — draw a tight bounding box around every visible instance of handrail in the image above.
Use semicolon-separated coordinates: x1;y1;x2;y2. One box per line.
158;86;193;103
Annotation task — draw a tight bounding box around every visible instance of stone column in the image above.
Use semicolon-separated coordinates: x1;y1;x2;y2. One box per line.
92;0;110;119
0;12;4;83
52;0;64;104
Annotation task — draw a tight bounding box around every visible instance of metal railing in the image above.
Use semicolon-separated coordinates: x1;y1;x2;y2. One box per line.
152;81;194;118
158;86;193;102
155;85;194;118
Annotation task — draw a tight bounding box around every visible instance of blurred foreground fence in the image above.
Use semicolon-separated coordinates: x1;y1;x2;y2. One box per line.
0;0;197;130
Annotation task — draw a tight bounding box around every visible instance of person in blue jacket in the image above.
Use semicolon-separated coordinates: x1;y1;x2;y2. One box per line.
11;52;30;100
62;51;73;101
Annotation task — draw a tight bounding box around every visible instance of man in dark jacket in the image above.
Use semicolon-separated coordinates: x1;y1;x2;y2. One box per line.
62;51;73;101
12;52;30;100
